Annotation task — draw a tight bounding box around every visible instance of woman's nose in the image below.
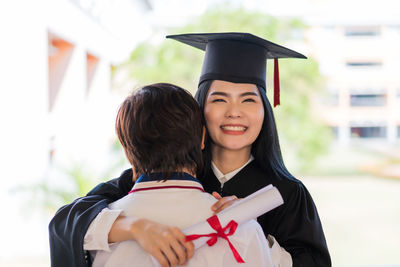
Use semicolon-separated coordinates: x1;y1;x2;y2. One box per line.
225;103;242;118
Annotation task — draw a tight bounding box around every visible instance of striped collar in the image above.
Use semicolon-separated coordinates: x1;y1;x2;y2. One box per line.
129;172;204;194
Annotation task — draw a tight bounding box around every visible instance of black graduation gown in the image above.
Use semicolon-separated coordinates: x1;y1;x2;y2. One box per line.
49;163;331;267
202;161;331;267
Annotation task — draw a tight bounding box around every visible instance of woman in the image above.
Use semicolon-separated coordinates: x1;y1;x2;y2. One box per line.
194;79;330;266
49;32;331;267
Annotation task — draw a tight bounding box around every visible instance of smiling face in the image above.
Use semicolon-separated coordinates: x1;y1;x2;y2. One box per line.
204;80;265;156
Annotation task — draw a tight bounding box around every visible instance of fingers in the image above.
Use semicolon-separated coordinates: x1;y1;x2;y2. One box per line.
152;249;170;267
184;239;194;260
159;242;179;267
211;195;238;214
212;195;237;211
212;191;222;199
171;227;194;261
167;228;187;265
160;227;193;266
131;219;192;267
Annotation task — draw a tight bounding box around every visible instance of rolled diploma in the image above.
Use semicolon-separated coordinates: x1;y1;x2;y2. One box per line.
151;184;283;266
183;184;284;249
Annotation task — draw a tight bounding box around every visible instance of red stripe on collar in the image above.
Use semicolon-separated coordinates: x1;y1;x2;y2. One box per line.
129;185;205;194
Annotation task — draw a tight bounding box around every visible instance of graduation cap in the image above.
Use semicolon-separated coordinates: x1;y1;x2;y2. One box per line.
166;32;306;107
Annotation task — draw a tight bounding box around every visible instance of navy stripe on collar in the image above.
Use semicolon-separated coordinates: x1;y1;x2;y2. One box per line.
136;172;201;184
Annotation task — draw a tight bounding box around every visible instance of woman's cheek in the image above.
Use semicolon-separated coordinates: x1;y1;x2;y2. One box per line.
204;110;219;135
205;121;218;140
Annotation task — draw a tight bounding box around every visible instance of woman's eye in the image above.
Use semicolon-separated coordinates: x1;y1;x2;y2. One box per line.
243;98;256;103
211;98;226;103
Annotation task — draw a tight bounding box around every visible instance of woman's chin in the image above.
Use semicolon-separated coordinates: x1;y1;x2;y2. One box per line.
215;143;252;153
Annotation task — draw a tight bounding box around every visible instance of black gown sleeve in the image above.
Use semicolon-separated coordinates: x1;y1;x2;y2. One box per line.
48;168;134;267
258;180;331;267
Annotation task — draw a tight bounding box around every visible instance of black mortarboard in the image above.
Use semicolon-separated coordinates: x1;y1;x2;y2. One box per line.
166;32;306;107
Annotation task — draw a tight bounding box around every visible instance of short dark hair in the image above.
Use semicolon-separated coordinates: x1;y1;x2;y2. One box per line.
116;83;203;180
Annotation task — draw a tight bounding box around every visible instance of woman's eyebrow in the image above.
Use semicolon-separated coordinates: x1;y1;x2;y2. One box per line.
209;91;229;97
240;92;259;97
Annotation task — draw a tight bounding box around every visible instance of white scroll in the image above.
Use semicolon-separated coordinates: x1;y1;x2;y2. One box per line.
183;184;284;249
151;184;284;266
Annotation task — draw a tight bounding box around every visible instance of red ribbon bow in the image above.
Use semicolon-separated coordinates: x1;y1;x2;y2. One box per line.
185;215;245;263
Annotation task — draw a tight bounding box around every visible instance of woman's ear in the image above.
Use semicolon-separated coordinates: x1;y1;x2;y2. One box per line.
201;126;206;150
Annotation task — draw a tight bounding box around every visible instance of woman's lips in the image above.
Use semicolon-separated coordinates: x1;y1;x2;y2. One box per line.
220;125;247;135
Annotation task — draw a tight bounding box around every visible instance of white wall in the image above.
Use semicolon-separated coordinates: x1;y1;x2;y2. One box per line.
0;0;146;264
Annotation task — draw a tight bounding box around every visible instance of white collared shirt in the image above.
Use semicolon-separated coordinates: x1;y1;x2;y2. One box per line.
211;155;254;188
89;178;275;267
84;169;292;266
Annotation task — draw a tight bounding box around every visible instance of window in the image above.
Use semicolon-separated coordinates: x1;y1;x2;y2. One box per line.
350;94;386;106
48;33;74;112
346;61;382;68
350;126;387;138
86;53;99;96
398;126;400;138
345;27;381;37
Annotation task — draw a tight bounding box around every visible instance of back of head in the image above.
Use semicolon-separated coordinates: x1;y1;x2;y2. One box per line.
116;83;203;180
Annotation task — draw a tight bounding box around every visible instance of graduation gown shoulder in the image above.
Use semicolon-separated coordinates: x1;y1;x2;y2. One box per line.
202;161;331;267
48;168;134;267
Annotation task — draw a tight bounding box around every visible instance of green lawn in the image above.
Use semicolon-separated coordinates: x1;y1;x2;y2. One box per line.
302;175;400;266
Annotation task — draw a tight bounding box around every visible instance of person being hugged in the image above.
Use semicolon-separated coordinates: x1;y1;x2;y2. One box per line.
89;83;273;267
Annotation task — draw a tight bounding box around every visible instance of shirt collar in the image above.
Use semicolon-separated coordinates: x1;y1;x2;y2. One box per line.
130;172;204;194
211;155;254;186
136;172;200;183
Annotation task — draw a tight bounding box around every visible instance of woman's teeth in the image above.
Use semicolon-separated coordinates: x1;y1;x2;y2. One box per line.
221;126;247;131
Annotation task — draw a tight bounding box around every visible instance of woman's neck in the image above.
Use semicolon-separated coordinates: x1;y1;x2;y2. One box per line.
211;146;251;174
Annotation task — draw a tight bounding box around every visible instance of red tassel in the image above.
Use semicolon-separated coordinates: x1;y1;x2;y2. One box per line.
273;59;280;107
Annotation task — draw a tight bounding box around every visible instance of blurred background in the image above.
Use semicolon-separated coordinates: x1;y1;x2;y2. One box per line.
0;0;399;266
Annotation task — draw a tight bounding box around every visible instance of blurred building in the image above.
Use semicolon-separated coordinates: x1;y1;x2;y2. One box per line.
0;0;152;185
306;16;400;145
0;0;152;263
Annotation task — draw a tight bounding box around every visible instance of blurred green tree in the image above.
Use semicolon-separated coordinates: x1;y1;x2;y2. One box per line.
118;7;331;172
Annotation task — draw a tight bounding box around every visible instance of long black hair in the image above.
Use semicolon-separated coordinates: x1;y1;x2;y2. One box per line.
194;80;295;181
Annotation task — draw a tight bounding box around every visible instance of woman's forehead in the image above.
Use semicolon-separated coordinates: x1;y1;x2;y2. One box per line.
208;80;259;96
